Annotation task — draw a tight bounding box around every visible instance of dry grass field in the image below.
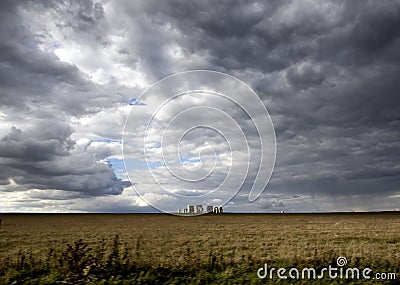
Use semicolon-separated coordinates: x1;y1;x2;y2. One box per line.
0;213;399;284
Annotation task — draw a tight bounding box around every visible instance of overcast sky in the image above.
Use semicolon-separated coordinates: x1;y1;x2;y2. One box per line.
1;0;399;213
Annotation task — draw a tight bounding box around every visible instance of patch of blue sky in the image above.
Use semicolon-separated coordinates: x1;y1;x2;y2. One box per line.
179;155;201;164
145;143;161;149
128;98;146;106
50;42;60;51
92;138;121;143
109;157;164;173
146;161;164;168
114;168;127;180
107;158;125;169
104;158;125;179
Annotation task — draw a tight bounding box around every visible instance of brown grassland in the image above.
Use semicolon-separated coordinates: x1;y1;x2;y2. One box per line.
0;213;399;284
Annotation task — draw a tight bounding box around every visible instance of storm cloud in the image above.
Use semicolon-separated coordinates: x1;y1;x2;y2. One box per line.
0;0;399;212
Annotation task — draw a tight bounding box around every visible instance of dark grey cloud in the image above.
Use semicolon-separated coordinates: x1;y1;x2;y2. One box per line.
0;122;73;163
129;0;400;208
0;120;124;196
1;0;400;212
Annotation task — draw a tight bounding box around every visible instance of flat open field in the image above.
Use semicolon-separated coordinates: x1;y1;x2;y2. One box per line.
1;213;400;284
